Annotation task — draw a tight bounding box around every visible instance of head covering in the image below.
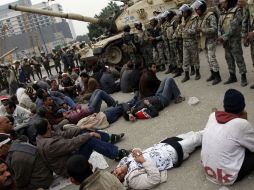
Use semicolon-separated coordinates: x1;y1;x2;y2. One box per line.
179;4;191;12
223;89;245;114
62;72;69;76
0;134;11;147
26;86;34;94
0;96;9;101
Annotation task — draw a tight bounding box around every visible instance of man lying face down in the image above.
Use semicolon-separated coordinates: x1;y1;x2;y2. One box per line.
112;131;203;189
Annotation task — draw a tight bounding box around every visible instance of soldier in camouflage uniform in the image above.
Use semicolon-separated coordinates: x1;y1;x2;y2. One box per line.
52;48;62;73
218;0;248;86
180;4;200;83
242;0;254;88
173;12;184;78
134;22;154;66
121;25;138;68
30;56;42;79
40;51;53;77
147;17;166;71
160;12;172;73
193;0;222;85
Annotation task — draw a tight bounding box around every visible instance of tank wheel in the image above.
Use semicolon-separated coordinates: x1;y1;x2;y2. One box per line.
105;45;122;65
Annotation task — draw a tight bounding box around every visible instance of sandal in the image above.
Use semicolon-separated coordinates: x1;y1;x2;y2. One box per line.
111;133;125;144
174;96;185;104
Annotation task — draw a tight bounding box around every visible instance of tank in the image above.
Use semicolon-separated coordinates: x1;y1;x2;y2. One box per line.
9;0;191;65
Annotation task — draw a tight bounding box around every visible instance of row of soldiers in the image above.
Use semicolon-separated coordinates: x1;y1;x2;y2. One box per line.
122;0;254;87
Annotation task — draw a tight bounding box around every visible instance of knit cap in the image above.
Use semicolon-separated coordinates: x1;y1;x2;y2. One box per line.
224;89;245;114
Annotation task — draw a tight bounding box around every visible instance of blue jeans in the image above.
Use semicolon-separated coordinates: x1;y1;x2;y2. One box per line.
88;89;116;113
104;105;123;124
63;96;76;109
155;78;180;107
78;130;118;159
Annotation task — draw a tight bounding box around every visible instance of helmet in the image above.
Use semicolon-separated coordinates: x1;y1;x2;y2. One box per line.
192;0;207;13
165;10;176;19
179;4;192;13
123;25;131;32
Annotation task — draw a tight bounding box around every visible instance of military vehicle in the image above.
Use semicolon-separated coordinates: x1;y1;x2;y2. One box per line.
9;0;191;65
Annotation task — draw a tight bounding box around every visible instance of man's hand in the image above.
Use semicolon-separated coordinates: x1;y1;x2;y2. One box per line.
243;38;250;47
132;149;145;164
129;113;136;122
217;37;225;44
89;132;101;139
247;32;254;40
144;99;150;106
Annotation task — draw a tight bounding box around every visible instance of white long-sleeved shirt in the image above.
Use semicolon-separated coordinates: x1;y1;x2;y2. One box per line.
201;112;254;185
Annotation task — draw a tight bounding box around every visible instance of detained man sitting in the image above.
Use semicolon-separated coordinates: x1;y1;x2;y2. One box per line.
34;119;129;177
112;131;202;189
201;89;254;185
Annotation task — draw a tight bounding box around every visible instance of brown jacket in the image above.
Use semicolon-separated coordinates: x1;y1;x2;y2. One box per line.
36;128;91;176
79;169;125;190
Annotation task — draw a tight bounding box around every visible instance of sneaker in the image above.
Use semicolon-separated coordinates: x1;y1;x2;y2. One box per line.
115;149;130;161
111;133;125;144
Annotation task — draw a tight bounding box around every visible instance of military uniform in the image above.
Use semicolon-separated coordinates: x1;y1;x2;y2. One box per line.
122;31;138;67
161;20;171;66
40;54;52;76
22;59;35;82
182;12;200;82
52;51;62;73
219;6;247;86
30;57;42;79
147;24;167;71
134;29;154;66
198;11;221;84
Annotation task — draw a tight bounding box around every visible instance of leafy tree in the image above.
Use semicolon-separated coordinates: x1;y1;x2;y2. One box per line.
88;2;120;39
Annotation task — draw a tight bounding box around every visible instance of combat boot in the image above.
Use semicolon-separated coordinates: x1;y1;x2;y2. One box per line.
224;73;237;85
195;69;201;80
165;65;172;74
160;64;166;72
173;68;183;78
212;71;222;85
206;70;215;82
250;84;254;89
171;66;177;74
241;73;248;87
181;71;190;83
190;66;195;76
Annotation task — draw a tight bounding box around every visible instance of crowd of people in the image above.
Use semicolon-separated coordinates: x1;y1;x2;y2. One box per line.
1;0;254;189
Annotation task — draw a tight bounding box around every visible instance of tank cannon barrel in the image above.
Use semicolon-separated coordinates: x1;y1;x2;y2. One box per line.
0;47;18;60
8;5;99;24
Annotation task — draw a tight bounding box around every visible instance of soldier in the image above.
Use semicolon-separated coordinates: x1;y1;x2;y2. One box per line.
52;48;62;73
134;21;154;66
22;57;35;82
218;0;248;86
242;0;254;88
30;55;42;79
147;17;166;71
6;62;19;96
121;24;138;68
160;12;172;73
40;51;53;77
193;0;222;85
173;12;184;78
180;4;200;83
165;10;178;74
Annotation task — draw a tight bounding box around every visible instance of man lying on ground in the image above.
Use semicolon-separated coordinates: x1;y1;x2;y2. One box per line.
34;118;129;177
201;89;254;185
123;77;185;121
112;131;202;189
67;155;126;190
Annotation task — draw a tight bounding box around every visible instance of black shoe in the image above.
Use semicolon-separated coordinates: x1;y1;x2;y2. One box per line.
250;84;254;89
173;68;183;78
165;65;172;74
195;69;201;80
241;73;248;87
171;66;177;74
181;71;190;83
115;149;130;161
224;73;237;85
206;70;215;82
111;133;125;144
212;71;222;85
160;64;166;72
190;66;195;76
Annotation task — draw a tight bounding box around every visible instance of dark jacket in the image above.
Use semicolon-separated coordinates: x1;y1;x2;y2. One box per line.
36;128;91;176
100;72;120;94
7;139;53;190
139;70;161;99
120;69;140;93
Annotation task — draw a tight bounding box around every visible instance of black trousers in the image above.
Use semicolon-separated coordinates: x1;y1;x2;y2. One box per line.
236;149;254;182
